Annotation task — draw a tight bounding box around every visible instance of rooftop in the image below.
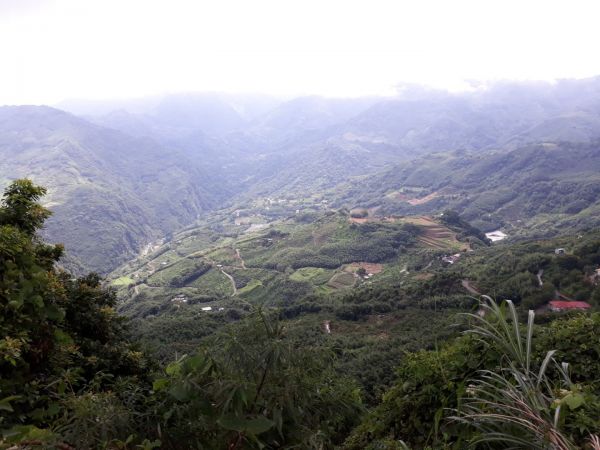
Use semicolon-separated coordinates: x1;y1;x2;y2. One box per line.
549;300;591;310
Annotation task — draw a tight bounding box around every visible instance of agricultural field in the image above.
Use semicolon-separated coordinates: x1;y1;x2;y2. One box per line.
110;209;483;324
400;215;468;250
112;276;134;286
111;206;600;418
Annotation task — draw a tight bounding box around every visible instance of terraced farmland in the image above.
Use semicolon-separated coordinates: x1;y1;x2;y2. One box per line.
400;216;466;250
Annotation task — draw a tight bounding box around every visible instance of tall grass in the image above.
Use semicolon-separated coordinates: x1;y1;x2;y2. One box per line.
452;296;599;450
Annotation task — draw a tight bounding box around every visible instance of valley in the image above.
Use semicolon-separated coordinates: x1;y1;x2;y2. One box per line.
3;78;600;449
5;77;600;277
5;1;600;447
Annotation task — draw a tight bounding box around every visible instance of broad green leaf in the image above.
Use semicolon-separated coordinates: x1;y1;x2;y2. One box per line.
245;416;275;435
563;393;584;410
169;383;192;402
46;402;60;417
53;329;73;345
31;295;44;308
2;425;54;443
165;361;181;376
0;395;21;412
218;414;248;432
185;354;205;371
153;378;169;391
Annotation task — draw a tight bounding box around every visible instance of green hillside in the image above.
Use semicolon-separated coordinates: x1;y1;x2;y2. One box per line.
333;141;600;236
0;106;223;273
112;209;471;316
3;177;600;448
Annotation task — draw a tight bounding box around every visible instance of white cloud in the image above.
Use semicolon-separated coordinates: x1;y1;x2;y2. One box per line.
1;0;600;104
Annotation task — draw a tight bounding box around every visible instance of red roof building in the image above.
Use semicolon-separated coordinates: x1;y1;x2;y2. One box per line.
549;300;592;312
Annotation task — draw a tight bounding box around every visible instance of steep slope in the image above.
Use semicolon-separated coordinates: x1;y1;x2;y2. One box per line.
0;106;223;273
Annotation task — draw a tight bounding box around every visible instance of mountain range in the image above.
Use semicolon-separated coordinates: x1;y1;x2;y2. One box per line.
4;77;600;273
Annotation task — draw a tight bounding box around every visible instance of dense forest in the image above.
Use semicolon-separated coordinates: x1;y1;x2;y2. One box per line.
2;181;599;449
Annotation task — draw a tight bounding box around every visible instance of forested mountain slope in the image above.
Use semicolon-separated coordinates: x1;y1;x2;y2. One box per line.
0;106;223;273
334;140;600;235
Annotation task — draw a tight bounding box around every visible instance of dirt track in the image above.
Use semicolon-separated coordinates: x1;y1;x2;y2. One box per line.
461;279;481;295
235;248;246;269
221;269;237;296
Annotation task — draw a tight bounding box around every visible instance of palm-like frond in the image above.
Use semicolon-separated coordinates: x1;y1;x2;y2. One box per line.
451;297;581;450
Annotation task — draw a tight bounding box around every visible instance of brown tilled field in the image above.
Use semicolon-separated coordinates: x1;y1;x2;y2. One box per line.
401;216;467;250
407;191;440;205
347;214;468;250
389;190;440;205
327;272;356;289
413;272;434;280
345;262;384;274
348;216;369;224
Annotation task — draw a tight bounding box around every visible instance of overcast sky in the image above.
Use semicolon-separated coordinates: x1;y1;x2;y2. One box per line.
1;0;600;105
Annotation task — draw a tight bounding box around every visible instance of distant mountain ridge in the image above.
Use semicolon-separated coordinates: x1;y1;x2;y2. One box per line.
5;78;600;272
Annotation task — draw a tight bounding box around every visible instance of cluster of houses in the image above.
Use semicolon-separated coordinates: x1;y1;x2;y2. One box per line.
199;306;225;312
169;296;226;312
485;230;508;242
170;295;188;304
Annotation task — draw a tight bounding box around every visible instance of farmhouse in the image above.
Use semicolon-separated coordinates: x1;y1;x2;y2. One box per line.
485;230;508;242
442;253;461;264
548;300;591;312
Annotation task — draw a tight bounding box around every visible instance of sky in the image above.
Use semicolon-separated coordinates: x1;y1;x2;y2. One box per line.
1;0;600;105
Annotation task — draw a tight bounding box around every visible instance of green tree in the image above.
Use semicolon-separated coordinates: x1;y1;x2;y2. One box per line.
0;180;148;447
153;308;363;449
0;179;52;236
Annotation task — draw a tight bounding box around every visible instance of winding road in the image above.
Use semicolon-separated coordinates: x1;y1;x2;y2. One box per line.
221;269;237;296
461;279;486;316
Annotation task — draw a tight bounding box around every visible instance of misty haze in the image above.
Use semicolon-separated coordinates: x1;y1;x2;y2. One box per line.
1;1;600;449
